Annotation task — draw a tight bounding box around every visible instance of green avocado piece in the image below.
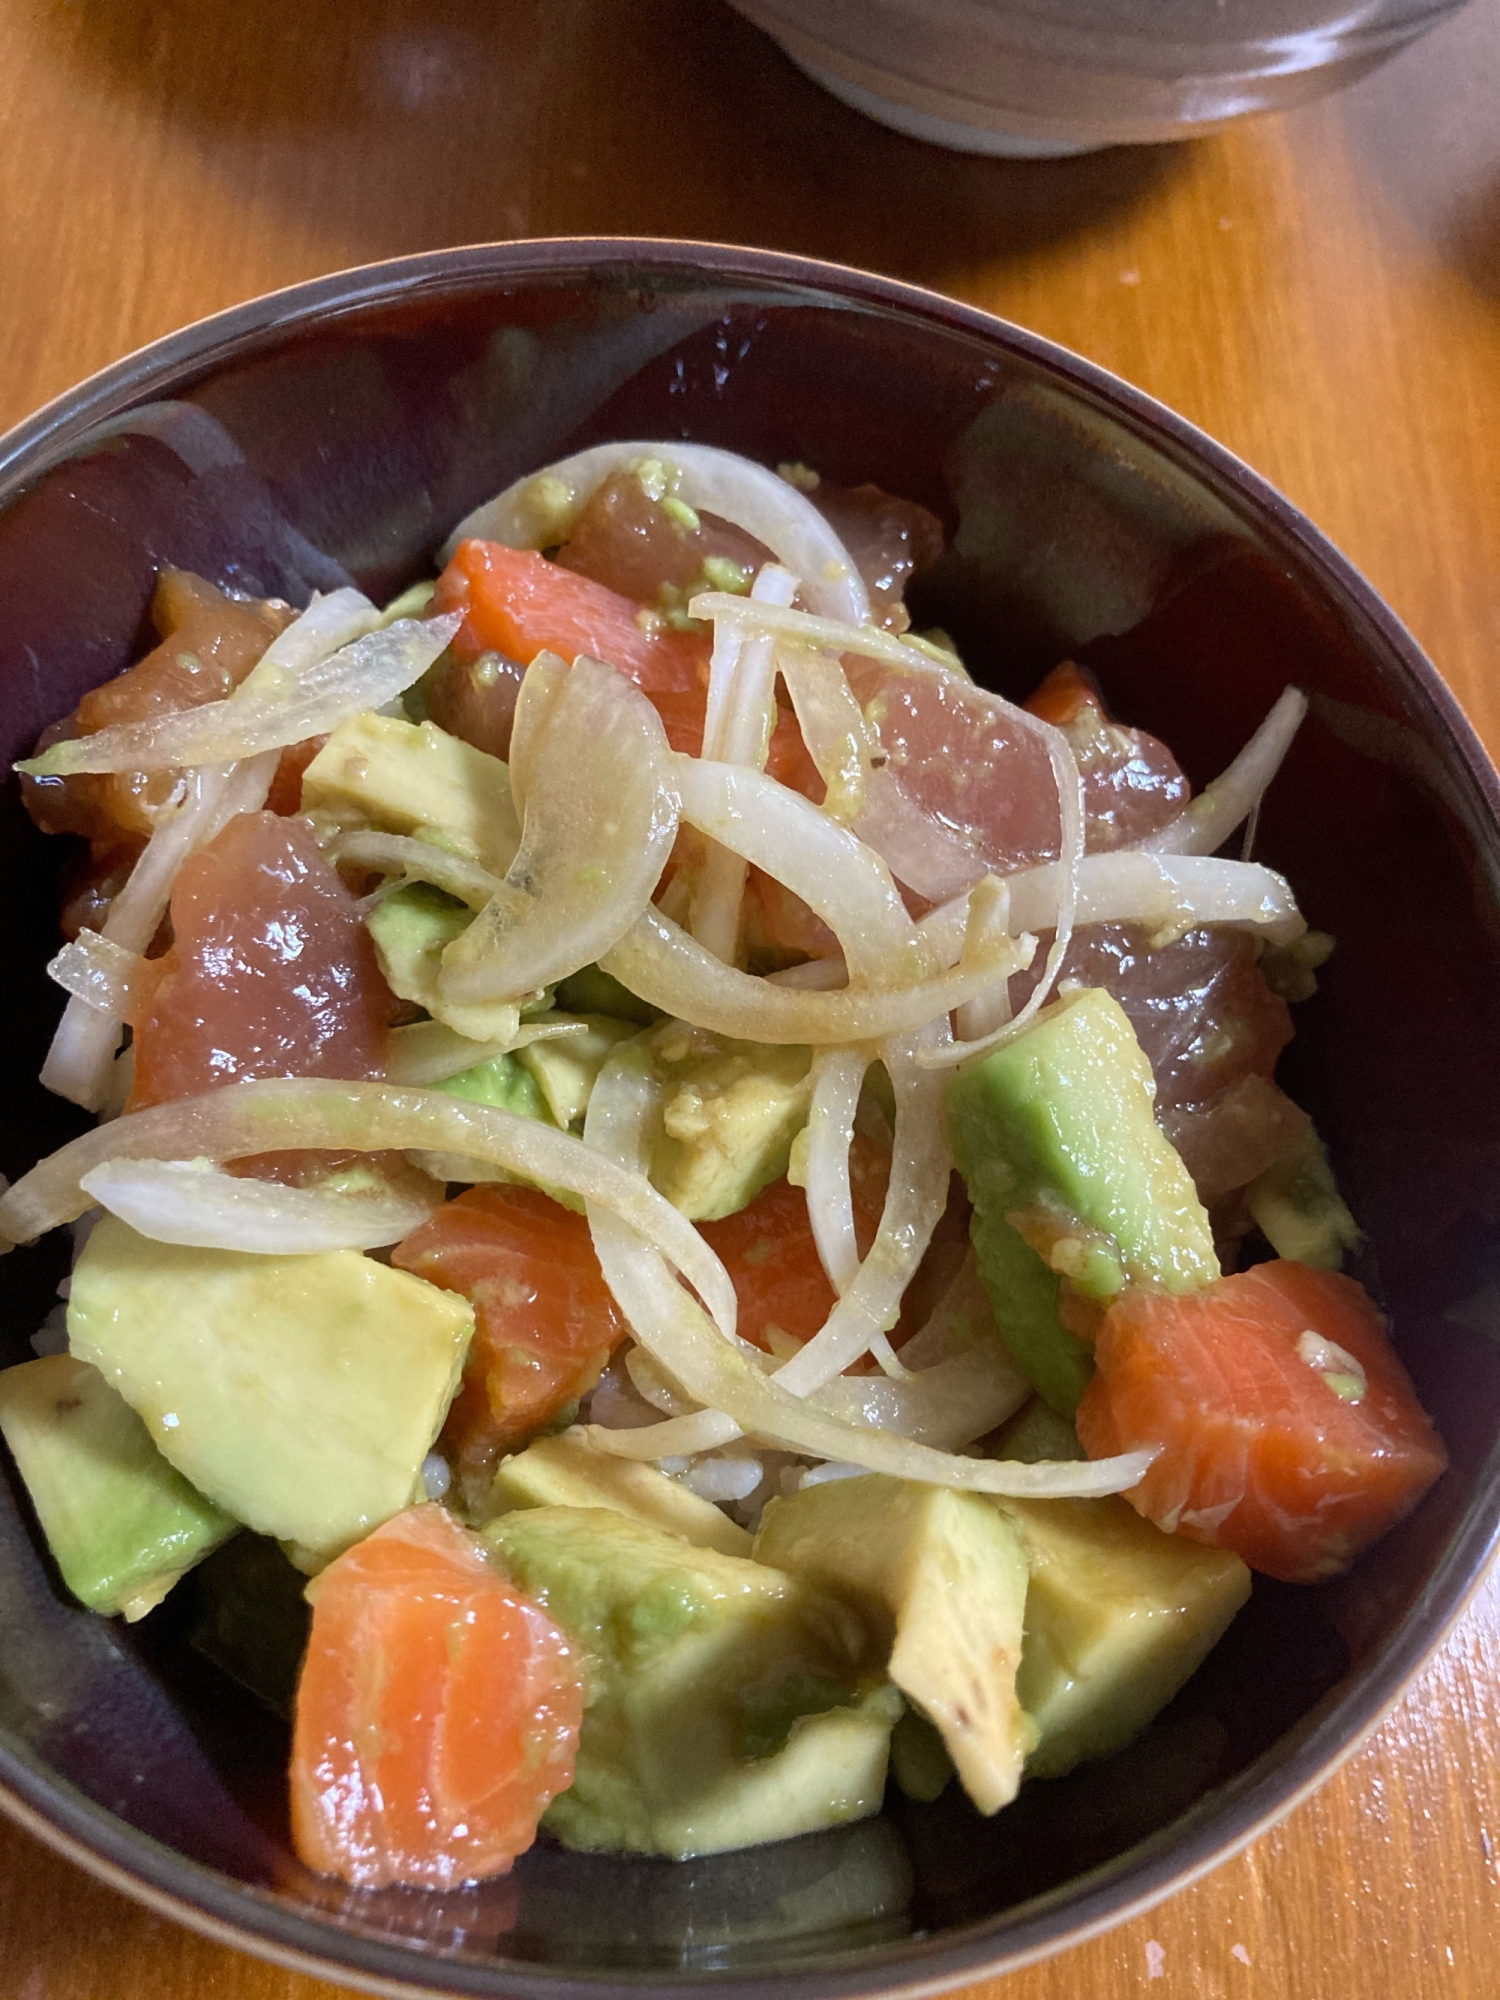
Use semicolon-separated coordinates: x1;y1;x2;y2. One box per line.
0;1354;235;1619
754;1474;1033;1815
518;1016;642;1131
555;963;658;1025
67;1217;473;1571
969;1207;1095;1418
485;1505;896;1858
948;988;1219;1411
365;883;520;1044
947;987;1218;1297
1245;1126;1362;1269
989;1398;1085;1465
488;1431;752;1557
186;1533;310;1719
993;1493;1251;1779
644;1021;814;1221
300;711;520;874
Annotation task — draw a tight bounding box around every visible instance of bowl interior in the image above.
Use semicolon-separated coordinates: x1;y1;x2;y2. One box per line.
1;248;1498;1993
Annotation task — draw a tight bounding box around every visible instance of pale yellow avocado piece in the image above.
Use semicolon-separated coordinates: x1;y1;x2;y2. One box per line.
644;1021;813;1221
0;1353;236;1620
67;1217;473;1571
365;882;521;1044
754;1474;1033;1815
488;1431;752;1557
301;711;521;873
518;1015;642;1131
995;1494;1251;1779
485;1505;897;1858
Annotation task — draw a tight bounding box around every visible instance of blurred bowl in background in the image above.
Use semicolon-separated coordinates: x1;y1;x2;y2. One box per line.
729;0;1471;152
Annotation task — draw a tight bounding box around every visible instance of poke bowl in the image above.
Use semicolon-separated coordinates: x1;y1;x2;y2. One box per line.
0;239;1496;1997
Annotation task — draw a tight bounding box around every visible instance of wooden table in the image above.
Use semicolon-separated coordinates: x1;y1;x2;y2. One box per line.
2;0;1498;1992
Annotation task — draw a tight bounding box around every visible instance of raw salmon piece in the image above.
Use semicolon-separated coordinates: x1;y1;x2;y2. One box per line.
291;1506;583;1888
433;541;709;693
392;1186;629;1493
128;810;393;1110
699;1138;893;1357
1075;1260;1447;1583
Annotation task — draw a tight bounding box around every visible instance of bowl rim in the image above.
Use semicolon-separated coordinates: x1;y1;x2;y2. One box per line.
1;233;1498;2000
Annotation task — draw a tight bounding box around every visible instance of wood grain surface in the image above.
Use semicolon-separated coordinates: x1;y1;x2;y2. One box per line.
1;0;1498;1993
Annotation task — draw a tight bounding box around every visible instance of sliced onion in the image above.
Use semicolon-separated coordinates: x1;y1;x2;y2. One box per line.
439;657;679;1006
816;1344;1028;1449
688;595;959;677
602;905;1026;1045
332;829;505;909
689;564;798;963
385;1016;586;1087
48;930;150;1016
673;757;913;985
803;1049;869;1295
20;605;454;778
948;712;1083;1055
40;751;279;1110
443;444;870;623
579;1039;1141;1496
1140;688;1307;856
78;1157;442;1253
0;1080;735;1341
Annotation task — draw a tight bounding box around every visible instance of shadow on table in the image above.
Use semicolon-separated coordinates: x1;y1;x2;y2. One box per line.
47;0;1186;291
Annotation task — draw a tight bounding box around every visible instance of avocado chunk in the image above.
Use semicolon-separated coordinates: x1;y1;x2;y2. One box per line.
949;987;1218;1296
969;1207;1095;1418
995;1494;1251;1779
989;1397;1085;1466
949;988;1219;1411
489;1431;752;1557
0;1354;236;1619
67;1217;473;1571
518;1015;642;1131
485;1505;896;1858
301;711;520;872
186;1532;310;1719
555;962;658;1025
365;882;520;1043
644;1020;813;1221
754;1474;1033;1815
1245;1126;1361;1269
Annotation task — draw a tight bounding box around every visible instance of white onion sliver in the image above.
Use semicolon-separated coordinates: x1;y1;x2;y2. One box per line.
602;906;1026;1046
1140;688;1308;857
442;444;870;623
0;1080;736;1345
383;1018;588;1087
439;657;679;1005
79;1157;441;1254
673;758;916;986
333;829;504;909
803;1049;868;1296
816;1344;1029;1451
48;931;149;1017
689;564;798;964
21;609;454;778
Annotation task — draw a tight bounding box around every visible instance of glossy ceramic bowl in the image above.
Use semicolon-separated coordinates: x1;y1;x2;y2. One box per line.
729;0;1471;153
1;240;1497;1998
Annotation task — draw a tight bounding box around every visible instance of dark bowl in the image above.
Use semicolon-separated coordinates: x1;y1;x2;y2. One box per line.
1;239;1497;1997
